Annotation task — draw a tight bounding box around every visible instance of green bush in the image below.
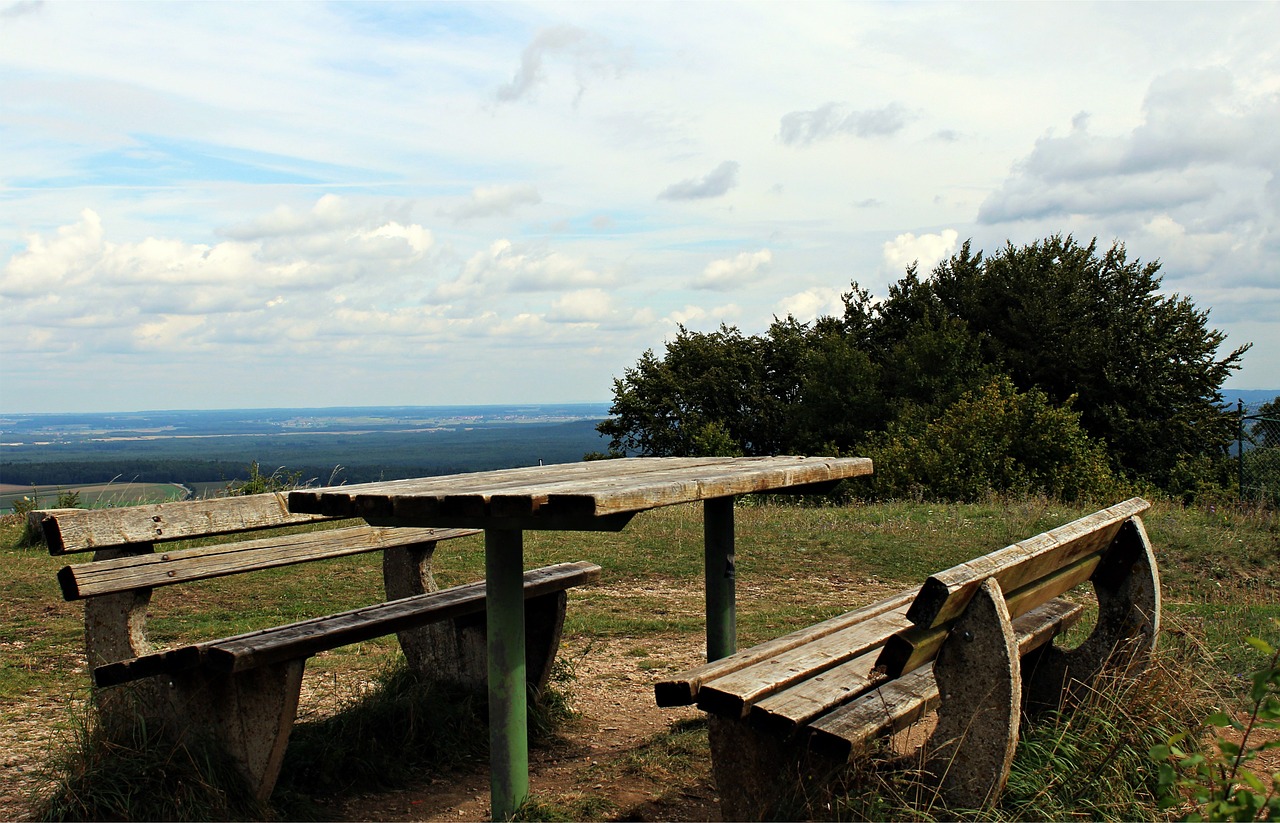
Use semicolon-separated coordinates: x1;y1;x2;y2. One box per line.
865;378;1119;502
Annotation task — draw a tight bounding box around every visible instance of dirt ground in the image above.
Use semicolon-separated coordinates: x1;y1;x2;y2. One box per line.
0;635;722;823
5;635;1278;823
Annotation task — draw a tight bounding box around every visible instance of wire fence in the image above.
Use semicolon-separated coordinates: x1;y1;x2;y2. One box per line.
1239;408;1280;507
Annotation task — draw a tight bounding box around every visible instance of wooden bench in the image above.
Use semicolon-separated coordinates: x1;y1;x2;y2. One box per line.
37;493;601;802
656;498;1160;819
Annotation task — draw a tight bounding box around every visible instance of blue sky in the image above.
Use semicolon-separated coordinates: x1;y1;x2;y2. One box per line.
2;1;1277;413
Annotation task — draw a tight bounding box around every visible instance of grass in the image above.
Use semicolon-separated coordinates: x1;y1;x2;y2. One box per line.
2;495;1277;820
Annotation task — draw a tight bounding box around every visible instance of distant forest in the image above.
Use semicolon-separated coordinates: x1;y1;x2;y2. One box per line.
1;419;610;487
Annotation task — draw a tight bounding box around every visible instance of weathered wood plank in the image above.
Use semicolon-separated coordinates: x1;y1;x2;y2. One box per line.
543;457;874;518
654;590;915;707
208;560;602;673
289;457;875;523
41;493;339;555
57;526;480;600
288;458;738;518
93;561;601;686
877;552;1101;677
694;605;912;718
807;599;1084;760
748;651;883;736
903;499;1148;630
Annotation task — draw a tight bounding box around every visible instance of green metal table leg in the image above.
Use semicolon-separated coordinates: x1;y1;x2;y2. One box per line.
703;496;736;661
485;528;528;821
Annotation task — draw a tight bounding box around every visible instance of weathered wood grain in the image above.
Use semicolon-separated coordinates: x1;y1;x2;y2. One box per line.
694;606;912;718
654;590;914;707
903;498;1148;629
57;525;480;600
289;456;875;525
878;552;1102;677
93;561;601;686
41;493;338;555
807;598;1084;759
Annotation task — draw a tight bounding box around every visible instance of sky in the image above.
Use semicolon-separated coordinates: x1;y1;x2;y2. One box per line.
2;1;1278;414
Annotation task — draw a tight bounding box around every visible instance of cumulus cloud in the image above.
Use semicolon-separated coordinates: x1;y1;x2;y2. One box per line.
976;66;1280;320
979;68;1279;224
0;199;441;359
693;249;772;291
658;161;740;201
778;102;911;146
777;286;845;323
882;229;959;274
433;239;612;302
439;185;542;221
546;288;655;328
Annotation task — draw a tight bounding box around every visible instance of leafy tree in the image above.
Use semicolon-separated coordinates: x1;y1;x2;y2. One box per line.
874;236;1249;486
599;235;1249;499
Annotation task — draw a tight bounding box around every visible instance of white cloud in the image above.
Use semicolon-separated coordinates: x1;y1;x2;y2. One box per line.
3;3;1278;408
439;185;542;221
692;249;772;292
777;286;845;323
494;24;626;105
435;239;612;301
658;161;740;201
778;102;912;146
881;229;959;275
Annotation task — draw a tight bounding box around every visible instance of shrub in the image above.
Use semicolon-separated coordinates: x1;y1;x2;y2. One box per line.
865;377;1119;502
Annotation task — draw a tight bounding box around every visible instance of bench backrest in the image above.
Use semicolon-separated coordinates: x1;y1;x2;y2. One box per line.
877;497;1152;676
38;492;340;555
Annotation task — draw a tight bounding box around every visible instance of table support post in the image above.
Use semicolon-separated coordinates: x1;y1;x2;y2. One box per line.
704;496;736;661
485;528;528;821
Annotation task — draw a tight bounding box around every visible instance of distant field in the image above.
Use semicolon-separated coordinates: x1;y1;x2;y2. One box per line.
0;482;189;513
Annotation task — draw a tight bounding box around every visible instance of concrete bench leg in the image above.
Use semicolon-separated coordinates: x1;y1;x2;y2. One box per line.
1023;517;1161;709
707;714;841;822
161;660;307;803
84;547;160;723
383;544;570;695
927;577;1020;809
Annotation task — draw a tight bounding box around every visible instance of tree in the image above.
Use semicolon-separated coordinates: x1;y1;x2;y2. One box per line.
599;235;1249;497
871;236;1250;486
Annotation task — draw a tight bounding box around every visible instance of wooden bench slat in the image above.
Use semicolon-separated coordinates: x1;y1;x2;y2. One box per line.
57;525;480;600
748;651;883;736
654;590;915;707
808;664;939;756
694;606;912;718
92;561;601;687
904;498;1148;630
808;598;1085;759
878;552;1102;677
41;493;339;555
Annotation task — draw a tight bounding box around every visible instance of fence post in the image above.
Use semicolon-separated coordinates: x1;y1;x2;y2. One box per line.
1239;399;1245;504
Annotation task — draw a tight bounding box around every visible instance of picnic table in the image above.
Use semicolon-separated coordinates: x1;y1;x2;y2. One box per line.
287;455;873;819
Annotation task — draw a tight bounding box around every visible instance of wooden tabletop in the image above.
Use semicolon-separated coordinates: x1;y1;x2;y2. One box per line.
287;456;873;528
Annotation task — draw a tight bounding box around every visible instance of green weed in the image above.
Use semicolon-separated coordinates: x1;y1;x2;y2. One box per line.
1151;630;1280;821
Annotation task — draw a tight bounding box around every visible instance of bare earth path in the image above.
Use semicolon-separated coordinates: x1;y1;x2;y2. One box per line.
0;635;719;822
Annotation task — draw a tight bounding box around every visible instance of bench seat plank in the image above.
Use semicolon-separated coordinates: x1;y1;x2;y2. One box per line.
41;493;338;555
695;606;912;718
749;651;883;736
808;598;1085;759
58;525;480;600
93;561;601;687
654;590;915;707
